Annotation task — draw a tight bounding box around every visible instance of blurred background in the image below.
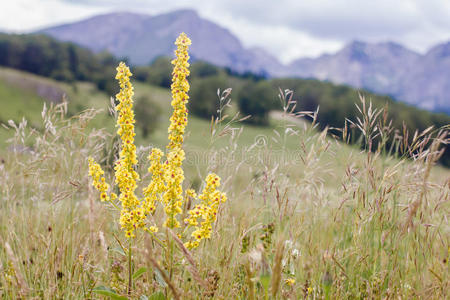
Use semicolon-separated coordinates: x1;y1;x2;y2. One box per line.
0;0;449;162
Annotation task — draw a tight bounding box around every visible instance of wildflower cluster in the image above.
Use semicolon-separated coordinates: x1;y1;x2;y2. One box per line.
88;33;226;249
88;158;116;202
184;174;227;249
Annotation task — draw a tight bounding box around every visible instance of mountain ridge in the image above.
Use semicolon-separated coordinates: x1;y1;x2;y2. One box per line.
38;10;450;113
288;40;449;112
40;10;283;75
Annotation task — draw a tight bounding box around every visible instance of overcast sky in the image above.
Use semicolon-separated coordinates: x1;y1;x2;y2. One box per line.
1;0;450;63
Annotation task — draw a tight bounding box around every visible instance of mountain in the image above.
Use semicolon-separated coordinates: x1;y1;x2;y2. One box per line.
40;11;449;113
289;40;450;113
292;41;420;89
246;47;286;77
397;42;450;113
40;10;283;75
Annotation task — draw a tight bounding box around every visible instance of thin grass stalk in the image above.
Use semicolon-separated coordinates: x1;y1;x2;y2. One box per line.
148;255;181;300
271;239;285;298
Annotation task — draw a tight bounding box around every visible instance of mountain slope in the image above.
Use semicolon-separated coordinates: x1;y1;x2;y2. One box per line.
289;40;450;113
41;10;283;75
398;42;450;113
289;41;420;95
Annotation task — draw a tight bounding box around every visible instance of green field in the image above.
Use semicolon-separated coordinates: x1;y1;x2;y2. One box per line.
0;66;449;299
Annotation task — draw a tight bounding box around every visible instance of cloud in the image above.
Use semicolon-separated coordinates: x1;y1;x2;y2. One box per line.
211;0;422;38
204;14;343;63
209;0;450;50
0;0;106;32
1;0;450;62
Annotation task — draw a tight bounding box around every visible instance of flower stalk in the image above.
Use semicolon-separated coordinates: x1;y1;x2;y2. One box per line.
88;32;227;293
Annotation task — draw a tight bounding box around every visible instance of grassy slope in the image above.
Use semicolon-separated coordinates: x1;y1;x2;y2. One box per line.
0;67;364;194
0;66;324;155
0;66;301;148
0;67;448;183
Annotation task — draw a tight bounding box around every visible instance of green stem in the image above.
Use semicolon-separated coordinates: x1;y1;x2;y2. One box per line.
168;228;174;281
168;206;175;280
151;233;166;250
108;199;121;211
128;238;132;295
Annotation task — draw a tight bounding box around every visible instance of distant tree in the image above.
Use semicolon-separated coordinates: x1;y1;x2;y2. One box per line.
190;61;220;78
133;57;173;88
237;80;277;125
0;33;118;94
148;56;172;88
134;96;162;138
189;75;229;119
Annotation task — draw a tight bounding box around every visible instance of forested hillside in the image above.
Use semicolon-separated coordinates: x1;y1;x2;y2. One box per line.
0;33;119;94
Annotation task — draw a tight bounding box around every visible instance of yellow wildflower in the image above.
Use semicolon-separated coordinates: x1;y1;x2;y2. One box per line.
142;148;165;216
285;278;296;286
184;173;227;249
168;32;191;150
185;189;197;199
88;157;110;202
113;62;146;237
161;32;191;228
88;33;227;247
163;148;186;228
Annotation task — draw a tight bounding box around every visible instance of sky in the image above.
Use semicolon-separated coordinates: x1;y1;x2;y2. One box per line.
1;0;450;64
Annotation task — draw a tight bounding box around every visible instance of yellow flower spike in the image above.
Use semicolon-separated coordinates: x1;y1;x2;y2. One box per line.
88;157;111;202
113;62;144;238
161;32;191;229
89;33;226;248
168;32;191;150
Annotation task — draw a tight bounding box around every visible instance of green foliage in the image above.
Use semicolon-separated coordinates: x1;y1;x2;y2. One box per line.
270;78;450;165
147;292;166;300
132;267;148;280
132;58;449;164
92;286;128;300
190;61;220;78
134;57;172;88
189;75;229;119
0;33;118;95
237;80;278;125
134;96;162;138
270;78;448;132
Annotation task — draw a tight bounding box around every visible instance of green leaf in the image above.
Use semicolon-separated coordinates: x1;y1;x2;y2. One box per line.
133;267;148;280
260;274;271;293
148;291;166;300
92;286;128;300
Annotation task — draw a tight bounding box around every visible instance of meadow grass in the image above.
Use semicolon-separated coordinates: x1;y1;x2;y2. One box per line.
0;92;448;299
0;61;449;299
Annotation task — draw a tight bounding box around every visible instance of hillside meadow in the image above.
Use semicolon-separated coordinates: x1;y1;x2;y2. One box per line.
0;40;449;300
